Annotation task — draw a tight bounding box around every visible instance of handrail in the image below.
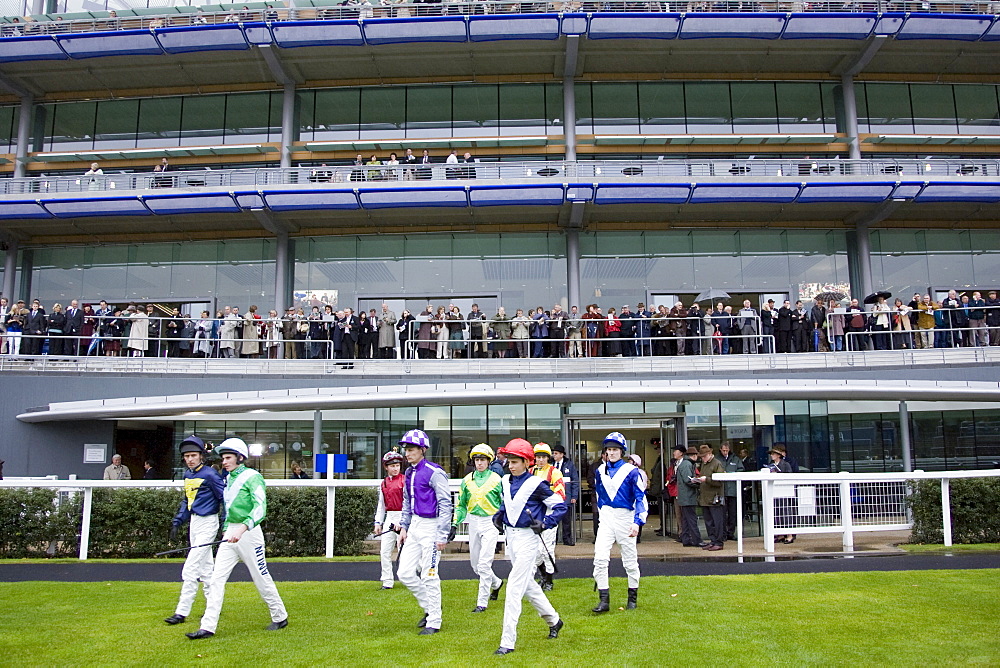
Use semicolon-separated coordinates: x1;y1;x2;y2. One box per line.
4;158;1000;196
1;1;997;39
716;469;1000;553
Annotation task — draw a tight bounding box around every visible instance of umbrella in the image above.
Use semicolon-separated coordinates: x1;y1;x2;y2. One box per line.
814;291;847;303
694;288;731;303
863;291;892;305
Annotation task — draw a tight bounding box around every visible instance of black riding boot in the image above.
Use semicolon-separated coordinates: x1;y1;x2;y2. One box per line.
626;588;638;610
592;588;610;613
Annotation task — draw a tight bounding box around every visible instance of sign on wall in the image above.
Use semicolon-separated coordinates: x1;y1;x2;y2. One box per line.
84;444;108;464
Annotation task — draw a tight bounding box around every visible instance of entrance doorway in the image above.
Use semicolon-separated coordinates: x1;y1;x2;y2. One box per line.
566;413;686;540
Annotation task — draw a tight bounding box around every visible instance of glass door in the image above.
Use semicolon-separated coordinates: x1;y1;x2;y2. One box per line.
344;432;380;479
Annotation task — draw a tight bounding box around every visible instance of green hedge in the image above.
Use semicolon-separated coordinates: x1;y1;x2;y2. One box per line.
0;488;81;558
908;477;1000;544
0;485;377;559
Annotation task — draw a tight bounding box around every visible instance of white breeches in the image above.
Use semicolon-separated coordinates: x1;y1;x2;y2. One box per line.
592;506;640;589
500;527;558;650
397;515;443;629
175;513;219;616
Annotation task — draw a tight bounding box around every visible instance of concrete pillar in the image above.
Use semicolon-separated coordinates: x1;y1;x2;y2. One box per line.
562;36;579;163
280;83;296;169
899;401;912;473
855;222;873;299
273;232;290;358
2;238;18;303
312;409;323;479
840;75;862;161
566;227;580;311
18;248;32;303
13;96;33;179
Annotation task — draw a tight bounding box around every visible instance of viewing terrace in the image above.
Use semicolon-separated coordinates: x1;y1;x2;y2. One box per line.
0;157;997;242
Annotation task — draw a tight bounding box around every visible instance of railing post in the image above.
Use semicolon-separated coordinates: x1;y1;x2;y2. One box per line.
839;478;854;552
735;479;744;554
762;478;775;553
325;455;336;558
940;477;952;547
79;486;93;560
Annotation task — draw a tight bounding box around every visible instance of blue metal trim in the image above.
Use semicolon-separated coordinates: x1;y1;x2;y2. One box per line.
468;183;565;206
678;12;786;40
361;16;468;45
270;19;365;47
586;12;681;40
468;14;561;42
154;24;251;54
39;196;153;218
0;34;69;62
58;29;164;59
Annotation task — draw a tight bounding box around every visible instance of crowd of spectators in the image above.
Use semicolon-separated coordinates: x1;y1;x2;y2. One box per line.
2;289;998;360
2;0;992;39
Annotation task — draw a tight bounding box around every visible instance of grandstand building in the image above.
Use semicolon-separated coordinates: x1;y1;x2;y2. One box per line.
0;3;998;482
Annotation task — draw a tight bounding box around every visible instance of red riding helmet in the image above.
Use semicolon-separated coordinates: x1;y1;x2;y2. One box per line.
498;438;535;465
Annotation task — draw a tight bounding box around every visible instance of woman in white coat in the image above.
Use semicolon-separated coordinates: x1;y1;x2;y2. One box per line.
127;307;149;357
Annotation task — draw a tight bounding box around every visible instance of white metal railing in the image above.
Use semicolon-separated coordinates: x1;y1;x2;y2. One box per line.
716;469;1000;554
0;476;477;559
2;0;997;39
2;339;999;374
5;158;1000;196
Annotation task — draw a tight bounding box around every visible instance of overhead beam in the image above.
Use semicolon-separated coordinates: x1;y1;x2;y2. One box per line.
832;35;888;78
251;208;299;234
257;44;301;86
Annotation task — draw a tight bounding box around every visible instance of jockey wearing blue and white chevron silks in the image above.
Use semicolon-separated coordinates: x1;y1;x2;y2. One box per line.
591;431;647;613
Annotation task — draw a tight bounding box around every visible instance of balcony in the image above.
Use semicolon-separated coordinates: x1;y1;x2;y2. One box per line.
0;157;997;241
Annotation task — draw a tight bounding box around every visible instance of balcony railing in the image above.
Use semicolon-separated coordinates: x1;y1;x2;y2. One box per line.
3;158;998;196
2;0;997;39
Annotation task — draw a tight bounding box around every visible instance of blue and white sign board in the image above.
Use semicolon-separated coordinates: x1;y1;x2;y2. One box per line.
314;453;348;474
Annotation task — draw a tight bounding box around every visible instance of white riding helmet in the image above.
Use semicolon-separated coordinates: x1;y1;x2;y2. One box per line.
216;437;249;461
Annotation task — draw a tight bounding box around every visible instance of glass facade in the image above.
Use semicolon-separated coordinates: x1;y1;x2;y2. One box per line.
166;401;1000;479
21;228;1000;312
576;81;840;135
860;82;1000;135
28;239;275;307
22;81;1000;155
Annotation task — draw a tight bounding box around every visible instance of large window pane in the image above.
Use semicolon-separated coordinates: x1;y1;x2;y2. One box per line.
49;101;97;151
0;106;15;152
406;85;452;138
575;82;594;135
638;82;685;134
545;83;563;133
685;82;731;133
776;83;827;133
224;92;274;144
862;83;913;134
499;84;546;136
94;99;139;150
180;95;226;145
453;85;499;138
360;87;405;140
137;97;182;148
910;83;958;134
312;88;360;141
954;84;1000;135
592;83;639;134
731;82;778;133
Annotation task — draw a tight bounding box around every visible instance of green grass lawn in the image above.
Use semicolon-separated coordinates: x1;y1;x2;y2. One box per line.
899;543;1000;554
1;571;996;667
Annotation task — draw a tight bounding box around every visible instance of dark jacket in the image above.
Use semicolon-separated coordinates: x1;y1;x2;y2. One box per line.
553;456;579;502
675;456;700;506
65;306;84;335
698;456;725;506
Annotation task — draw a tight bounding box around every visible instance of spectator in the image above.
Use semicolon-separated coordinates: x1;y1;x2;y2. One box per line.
718;442;743;541
104;454;132;480
396;309;415;359
968;291;987;347
767;446;794;544
242;305;261;358
289;462;309;479
143;460;158;479
46;303;66;355
986;290;1000;346
511;308;531;358
676;446;703;547
695;444;725;551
